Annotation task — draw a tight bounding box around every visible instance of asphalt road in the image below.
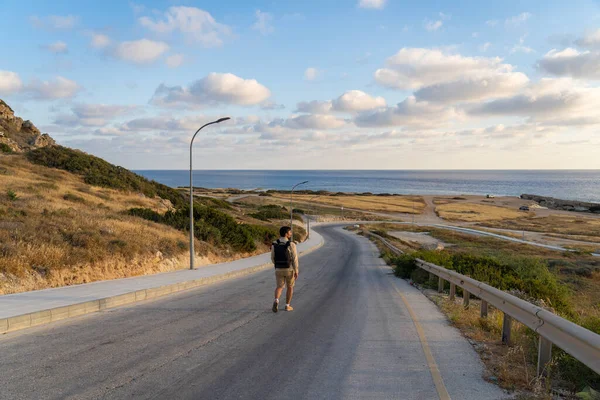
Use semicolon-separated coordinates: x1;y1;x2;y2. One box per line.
0;226;507;400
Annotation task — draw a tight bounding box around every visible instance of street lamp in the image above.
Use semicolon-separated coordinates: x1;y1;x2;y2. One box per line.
189;117;231;270
290;180;309;238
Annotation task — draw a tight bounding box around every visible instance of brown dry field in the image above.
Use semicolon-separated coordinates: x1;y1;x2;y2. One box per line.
435;202;525;222
0;155;269;295
479;214;600;238
270;193;425;214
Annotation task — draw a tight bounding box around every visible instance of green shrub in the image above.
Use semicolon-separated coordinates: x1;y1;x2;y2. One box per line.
391;254;418;278
249;205;292;221
27;146;184;207
7;189;17;201
128;204;264;253
0;143;13;153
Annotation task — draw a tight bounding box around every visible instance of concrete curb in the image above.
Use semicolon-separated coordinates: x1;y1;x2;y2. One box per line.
0;236;324;335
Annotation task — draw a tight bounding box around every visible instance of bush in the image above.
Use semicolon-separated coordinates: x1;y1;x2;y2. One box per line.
410;250;572;315
0;143;13;153
128;204;265;253
391;254;418;278
7;189;17;201
63;193;86;203
27;146;184;207
249;205;291;221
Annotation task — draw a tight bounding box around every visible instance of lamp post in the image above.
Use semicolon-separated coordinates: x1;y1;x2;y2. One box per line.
290;180;309;238
189;117;230;270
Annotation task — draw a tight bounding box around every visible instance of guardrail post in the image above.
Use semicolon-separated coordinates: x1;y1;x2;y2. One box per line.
502;314;512;345
438;276;444;293
463;289;470;308
449;283;456;301
537;336;552;377
480;300;488;318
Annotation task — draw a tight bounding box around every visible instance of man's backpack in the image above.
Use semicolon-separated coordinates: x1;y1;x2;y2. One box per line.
273;239;291;268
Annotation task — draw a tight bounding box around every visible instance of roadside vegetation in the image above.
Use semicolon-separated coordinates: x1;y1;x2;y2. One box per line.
365;224;600;397
0;147;306;295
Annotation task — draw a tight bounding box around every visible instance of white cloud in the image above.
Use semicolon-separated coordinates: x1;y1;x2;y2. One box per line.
304;67;320;81
27;76;81;99
30;15;78;30
575;28;600;49
166;54;185;68
332;90;386;112
0;71;24;94
90;33;111;49
505;12;531;26
472;32;479;38
425;20;443;31
486;20;498;27
44;41;68;54
479;42;491;52
114;39;169;64
138;6;231;47
374;48;513;90
355;96;461;128
414;72;529;104
296;90;386;114
510;37;534;54
296;100;333;114
439;12;451;20
468;78;600;127
537;48;600;79
252;10;274;35
260;101;285;110
0;72;80;99
358;0;387;10
284;114;346;130
151;72;271;107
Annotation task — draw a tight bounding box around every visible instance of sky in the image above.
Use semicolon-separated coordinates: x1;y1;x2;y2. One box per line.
1;0;600;170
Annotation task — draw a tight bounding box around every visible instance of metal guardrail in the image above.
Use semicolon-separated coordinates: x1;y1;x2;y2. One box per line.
365;231;600;377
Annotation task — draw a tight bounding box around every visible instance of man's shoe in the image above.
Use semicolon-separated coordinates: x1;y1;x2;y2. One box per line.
272;301;278;313
285;305;293;311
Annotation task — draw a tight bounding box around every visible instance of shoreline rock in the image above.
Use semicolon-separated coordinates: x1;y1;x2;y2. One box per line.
521;194;600;214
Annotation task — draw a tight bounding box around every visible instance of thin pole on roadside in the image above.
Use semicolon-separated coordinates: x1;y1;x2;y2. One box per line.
290;180;309;238
189;117;230;270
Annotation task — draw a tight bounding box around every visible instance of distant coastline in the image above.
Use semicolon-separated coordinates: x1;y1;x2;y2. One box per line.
135;169;600;204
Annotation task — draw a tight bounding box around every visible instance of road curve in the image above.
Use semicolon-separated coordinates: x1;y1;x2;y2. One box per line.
0;226;507;400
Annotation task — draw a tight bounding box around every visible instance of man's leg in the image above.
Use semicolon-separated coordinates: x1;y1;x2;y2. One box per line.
274;286;283;301
285;273;295;311
273;274;284;313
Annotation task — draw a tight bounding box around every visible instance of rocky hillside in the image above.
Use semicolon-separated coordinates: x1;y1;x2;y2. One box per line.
0;99;55;153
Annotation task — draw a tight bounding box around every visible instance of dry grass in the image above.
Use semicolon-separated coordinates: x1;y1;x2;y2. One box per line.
436;202;525;222
232;194;394;221
480;215;600;238
270;193;425;214
0;155;268;294
432;294;553;397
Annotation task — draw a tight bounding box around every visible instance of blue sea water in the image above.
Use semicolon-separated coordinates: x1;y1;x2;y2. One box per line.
134;170;600;204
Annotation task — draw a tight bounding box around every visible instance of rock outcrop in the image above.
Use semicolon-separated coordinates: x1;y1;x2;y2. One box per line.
521;194;600;214
0;99;56;153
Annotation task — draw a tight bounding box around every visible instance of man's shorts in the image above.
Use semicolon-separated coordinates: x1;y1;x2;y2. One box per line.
275;268;296;288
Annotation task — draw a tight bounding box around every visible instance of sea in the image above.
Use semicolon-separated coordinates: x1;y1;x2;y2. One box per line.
134;170;600;204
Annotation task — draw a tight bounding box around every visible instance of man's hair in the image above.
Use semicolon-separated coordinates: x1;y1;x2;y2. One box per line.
279;226;292;237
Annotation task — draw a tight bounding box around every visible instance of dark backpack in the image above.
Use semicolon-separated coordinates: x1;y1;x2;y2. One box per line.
273;239;291;268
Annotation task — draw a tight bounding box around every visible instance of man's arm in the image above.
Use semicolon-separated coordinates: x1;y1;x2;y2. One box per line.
271;244;275;265
289;242;299;274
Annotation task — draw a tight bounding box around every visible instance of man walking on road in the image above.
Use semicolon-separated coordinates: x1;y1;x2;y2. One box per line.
271;226;299;313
